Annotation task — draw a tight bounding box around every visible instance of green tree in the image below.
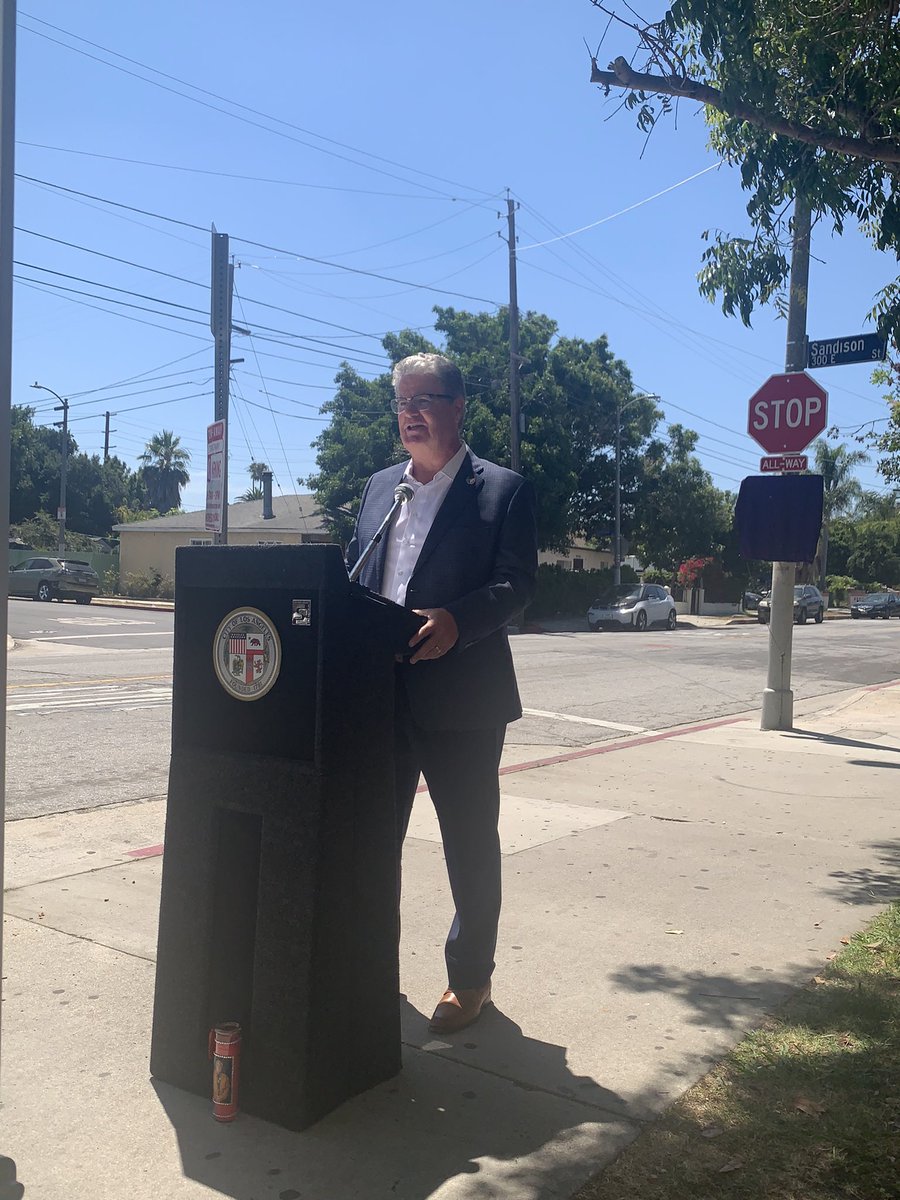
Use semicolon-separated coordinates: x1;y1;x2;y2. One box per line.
589;2;900;337
9;405;144;535
138;430;191;513
631;425;733;572
813;441;868;520
854;488;900;520
869;361;900;483
306;309;648;552
65;453;145;536
9;404;70;523
810;439;868;587
847;520;900;586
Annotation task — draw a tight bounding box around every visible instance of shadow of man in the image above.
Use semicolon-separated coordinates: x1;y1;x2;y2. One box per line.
154;996;636;1200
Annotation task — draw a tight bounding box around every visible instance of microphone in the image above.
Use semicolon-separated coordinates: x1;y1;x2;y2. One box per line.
348;482;414;583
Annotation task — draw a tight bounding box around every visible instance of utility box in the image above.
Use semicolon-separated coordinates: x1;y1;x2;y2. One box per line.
150;544;415;1130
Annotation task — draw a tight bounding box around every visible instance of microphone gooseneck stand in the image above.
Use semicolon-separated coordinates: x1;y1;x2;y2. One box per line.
348;483;414;584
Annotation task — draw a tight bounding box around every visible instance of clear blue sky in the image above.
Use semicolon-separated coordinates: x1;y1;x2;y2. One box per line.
12;1;896;513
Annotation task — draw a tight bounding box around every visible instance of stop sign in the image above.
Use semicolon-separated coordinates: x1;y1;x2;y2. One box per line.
747;372;828;454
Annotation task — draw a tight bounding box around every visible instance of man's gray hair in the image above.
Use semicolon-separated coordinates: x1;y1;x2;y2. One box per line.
392;353;466;402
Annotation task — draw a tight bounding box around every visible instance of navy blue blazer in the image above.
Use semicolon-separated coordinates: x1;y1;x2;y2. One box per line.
346;451;538;731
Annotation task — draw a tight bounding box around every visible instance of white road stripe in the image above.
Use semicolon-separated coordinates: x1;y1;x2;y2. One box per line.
522;708;647;733
32;632;173;640
10;699;170;713
8;684;172;714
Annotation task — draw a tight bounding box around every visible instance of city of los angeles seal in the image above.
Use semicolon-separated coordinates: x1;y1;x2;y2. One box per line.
212;607;281;701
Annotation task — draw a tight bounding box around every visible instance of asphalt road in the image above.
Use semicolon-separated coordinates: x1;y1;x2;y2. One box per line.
5;601;899;820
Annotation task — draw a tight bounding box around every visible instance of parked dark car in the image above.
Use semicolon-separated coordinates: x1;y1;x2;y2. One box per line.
742;590;761;612
8;556;99;603
757;584;825;625
850;592;900;619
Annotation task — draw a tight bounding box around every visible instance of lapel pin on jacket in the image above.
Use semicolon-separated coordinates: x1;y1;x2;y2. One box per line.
466;476;476;486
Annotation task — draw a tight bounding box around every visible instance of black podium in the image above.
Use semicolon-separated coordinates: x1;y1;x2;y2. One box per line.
150;544;417;1130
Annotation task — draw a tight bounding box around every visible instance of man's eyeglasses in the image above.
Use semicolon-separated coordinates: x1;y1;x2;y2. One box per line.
391;392;453;414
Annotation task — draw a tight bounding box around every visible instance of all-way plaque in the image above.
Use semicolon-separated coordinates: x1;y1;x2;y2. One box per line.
760;454;808;473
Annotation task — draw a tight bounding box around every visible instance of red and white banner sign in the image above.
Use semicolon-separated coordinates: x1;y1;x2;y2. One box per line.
760;454;808;473
206;420;226;532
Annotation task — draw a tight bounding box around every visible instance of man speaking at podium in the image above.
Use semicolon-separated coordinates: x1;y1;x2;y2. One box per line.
347;352;538;1034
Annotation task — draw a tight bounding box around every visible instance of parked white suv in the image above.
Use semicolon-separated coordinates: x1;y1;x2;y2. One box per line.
588;584;677;632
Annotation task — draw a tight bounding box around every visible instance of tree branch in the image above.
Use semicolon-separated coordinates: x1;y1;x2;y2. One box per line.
590;56;900;166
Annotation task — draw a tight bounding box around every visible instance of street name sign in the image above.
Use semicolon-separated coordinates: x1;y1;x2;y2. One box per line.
748;372;828;454
205;420;226;532
760;454;808;473
807;332;887;369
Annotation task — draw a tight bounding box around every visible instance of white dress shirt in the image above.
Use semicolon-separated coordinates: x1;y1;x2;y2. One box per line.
381;442;469;606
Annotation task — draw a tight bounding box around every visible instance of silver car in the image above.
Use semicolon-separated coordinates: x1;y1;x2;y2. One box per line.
8;556;99;603
588;584;677;632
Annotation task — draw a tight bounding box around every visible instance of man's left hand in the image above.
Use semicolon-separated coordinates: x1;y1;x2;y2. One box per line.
408;608;459;664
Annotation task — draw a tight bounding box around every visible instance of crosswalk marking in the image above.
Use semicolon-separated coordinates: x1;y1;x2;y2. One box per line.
522;708;648;733
8;682;173;714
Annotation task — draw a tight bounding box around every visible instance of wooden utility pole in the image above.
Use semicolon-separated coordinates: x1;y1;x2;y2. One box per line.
104;410;112;461
760;194;811;732
210;226;233;544
506;195;521;474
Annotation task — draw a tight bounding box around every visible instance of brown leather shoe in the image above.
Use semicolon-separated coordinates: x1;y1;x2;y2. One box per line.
428;983;492;1034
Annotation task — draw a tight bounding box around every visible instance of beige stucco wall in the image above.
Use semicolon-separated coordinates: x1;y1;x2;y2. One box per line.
118;529;326;586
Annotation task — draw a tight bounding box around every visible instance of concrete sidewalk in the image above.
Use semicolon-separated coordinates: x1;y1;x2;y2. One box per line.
2;681;899;1198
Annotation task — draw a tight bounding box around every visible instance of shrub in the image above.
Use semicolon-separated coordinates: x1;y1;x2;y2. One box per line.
97;566;120;596
121;569;174;600
526;563;637;619
641;567;673;586
825;575;858;606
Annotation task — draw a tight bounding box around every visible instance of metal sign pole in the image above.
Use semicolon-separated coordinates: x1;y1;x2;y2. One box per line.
761;195;811;731
0;2;24;1194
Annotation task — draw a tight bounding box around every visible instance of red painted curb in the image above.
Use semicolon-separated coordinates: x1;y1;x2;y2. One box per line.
498;714;749;776
126;843;164;859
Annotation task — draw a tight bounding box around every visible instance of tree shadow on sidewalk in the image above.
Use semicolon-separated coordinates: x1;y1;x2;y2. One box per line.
825;839;900;906
154;999;637;1200
786;727;900;754
573;953;900;1200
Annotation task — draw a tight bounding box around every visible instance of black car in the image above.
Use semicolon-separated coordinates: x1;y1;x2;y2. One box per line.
757;584;825;625
850;592;900;619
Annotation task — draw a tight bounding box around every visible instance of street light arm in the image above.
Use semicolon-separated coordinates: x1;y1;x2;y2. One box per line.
31;380;65;405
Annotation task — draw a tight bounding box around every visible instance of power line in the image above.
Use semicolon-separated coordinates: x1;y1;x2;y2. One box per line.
66;349;210;398
17;225;400;344
17;175;503;306
233;281;300;515
519;164;723;250
63;390;214;421
16;141;481;201
18;12;496;201
16;226;204;289
15;267;392;370
15;277;210;342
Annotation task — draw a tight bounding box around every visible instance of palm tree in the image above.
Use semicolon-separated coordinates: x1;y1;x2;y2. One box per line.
138;430;191;513
238;461;270;503
854;489;900;520
812;440;868;591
